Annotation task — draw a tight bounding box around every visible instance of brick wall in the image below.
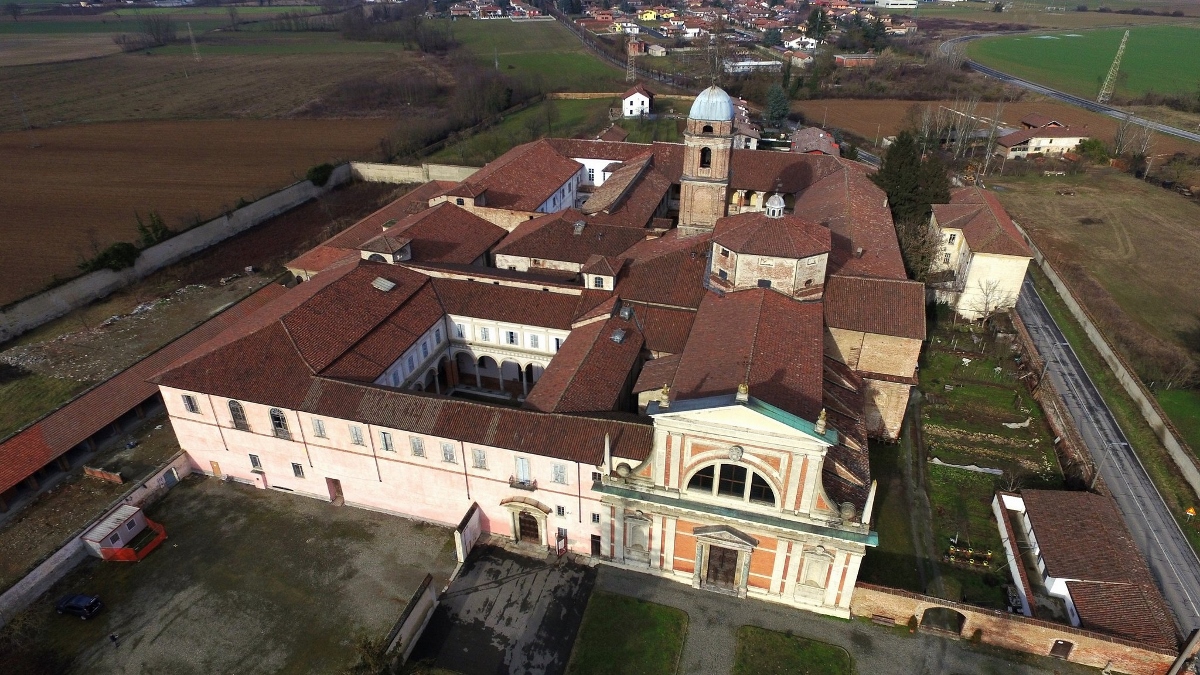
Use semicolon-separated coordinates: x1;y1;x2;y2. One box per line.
850;584;1178;674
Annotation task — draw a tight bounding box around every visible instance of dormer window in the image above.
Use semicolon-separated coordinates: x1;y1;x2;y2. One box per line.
593;276;605;289
456;198;465;206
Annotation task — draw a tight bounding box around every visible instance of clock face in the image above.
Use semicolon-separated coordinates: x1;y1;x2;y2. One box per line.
728;445;744;461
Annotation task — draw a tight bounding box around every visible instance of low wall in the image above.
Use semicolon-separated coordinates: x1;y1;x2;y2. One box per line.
850;584;1178;674
83;467;124;484
1010;220;1200;500
384;573;438;664
0;165;352;344
349;162;478;185
0;452;193;629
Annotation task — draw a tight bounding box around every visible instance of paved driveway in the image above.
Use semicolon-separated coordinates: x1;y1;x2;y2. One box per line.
409;546;595;675
597;566;1100;675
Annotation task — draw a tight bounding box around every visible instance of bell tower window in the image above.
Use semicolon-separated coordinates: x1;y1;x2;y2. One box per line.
700;147;712;169
702;124;714;134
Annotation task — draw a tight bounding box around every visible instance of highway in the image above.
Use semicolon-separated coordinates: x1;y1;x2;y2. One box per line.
1017;276;1200;635
940;34;1200;145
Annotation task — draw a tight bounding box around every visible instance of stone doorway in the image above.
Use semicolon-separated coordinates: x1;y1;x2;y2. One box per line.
705;545;739;589
518;512;540;544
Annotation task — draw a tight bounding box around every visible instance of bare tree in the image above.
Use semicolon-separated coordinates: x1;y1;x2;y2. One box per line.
1133;120;1156;157
1113;114;1136;156
965;278;1016;325
227;5;239;30
979;99;1007;179
5;2;20;21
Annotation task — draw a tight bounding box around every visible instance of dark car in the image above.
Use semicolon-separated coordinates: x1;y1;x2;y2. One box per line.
55;594;103;620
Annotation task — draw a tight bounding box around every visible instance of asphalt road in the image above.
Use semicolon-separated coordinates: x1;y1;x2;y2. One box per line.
940;34;1200;145
1017;275;1200;635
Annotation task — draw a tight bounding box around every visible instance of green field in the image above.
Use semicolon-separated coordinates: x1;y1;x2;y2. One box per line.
733;626;853;675
969;25;1200;99
1158;389;1200;454
445;18;625;91
428;98;615;165
0;17;227;34
567;591;687;675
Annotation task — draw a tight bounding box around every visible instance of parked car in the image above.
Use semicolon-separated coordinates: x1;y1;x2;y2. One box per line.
55;594;103;620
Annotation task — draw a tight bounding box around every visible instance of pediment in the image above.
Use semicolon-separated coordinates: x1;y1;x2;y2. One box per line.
653;398;834;446
693;524;759;549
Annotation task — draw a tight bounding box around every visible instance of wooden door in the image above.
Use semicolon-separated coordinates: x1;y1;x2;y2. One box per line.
210;461;221;477
705;545;738;589
518;512;539;544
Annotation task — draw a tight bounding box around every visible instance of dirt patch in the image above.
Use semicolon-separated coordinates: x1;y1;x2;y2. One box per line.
0;119;397;306
0;35;121;67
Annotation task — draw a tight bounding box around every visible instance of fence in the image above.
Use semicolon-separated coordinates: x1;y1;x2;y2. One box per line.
0;452;192;629
0;165;352;344
1010;220;1200;500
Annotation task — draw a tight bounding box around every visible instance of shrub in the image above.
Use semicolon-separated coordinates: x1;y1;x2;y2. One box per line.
135;210;173;248
306;163;335;187
969;628;983;643
80;242;140;273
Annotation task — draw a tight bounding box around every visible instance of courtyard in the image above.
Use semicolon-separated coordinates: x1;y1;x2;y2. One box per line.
0;475;457;674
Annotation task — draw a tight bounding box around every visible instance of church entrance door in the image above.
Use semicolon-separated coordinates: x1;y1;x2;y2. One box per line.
518;512;540;544
705;545;738;589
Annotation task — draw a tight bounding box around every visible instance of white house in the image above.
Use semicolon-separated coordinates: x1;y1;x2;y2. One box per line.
784;36;817;51
929;187;1032;320
875;0;918;8
622;83;655;118
994;125;1089;159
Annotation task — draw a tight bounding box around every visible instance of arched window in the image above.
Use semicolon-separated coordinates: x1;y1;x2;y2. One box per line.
702;124;714;134
228;400;249;431
700;147;712;169
269;408;290;440
687;462;777;506
367;253;386;263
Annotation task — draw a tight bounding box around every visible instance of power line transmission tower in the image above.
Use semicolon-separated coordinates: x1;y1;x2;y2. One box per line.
188;22;200;62
626;50;636;83
1097;29;1129;104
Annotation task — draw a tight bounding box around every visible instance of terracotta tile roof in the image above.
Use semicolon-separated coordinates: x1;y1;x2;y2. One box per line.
0;283;287;494
458;140;582;212
933;187;1032;258
319;282;445;382
622;83;655;99
614;230;711;310
384;202;507;265
288;245;359;275
494;210;648;265
796;163;908;280
404;261;581;287
624;303;696;354
671;288;824;420
729;149;842;192
584;168;675;229
713;211;831;259
581;255;626;278
997;124;1088;148
524;314;644;413
824;274;926;340
597;125;630;143
281;263;432;373
299;378;652;465
582;153;654;216
1020;490;1179;651
359;234;412;255
790;127;840;156
1020;112;1061;129
321;181;457;253
430;277;579;329
633;353;681;393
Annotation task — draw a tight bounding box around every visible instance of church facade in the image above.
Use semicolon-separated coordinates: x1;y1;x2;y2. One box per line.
154;86;925;617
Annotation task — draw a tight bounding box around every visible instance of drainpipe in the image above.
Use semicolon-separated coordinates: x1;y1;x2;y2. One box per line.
459;441;471;501
365;425;382;482
205;394;231;453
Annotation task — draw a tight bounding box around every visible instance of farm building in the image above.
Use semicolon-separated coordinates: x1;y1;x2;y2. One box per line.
994;125;1089;159
875;0;917;7
791;128;840;156
81;504;166;561
158;86;935;620
834;53;877;68
648;44;667;57
622;83;655;118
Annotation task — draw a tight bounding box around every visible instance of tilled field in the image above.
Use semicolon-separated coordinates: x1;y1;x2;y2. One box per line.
0;118;396;305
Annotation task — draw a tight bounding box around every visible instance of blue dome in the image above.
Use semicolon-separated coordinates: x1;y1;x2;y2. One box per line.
688;86;735;123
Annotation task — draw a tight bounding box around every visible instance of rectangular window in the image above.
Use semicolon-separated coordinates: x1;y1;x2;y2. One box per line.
552;464;567;485
505;330;518;345
292;463;305;478
757;279;772;289
948;233;956;244
380;431;395;452
717;464;747;498
588;168;595;182
529;335;539;349
126;520;137;531
556;505;566;517
718;268;728;280
441;442;457;463
249;454;262;470
421;342;429;359
592;513;601;523
943;253;951;264
591;471;602;482
182;394;200;414
553;338;563;352
434;328;442;344
515;457;531;482
479;327;490;342
407;355;416;371
349;425;364;446
312;418;327;438
410;436;425;457
472;447;488;469
455;323;466;339
109;533;121;545
593;276;605;289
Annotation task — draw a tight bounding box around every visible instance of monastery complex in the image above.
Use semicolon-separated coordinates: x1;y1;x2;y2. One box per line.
151;87;1025;617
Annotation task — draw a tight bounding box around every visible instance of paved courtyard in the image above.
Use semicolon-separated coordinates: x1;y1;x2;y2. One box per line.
597;566;1102;675
0;476;457;674
409;545;596;675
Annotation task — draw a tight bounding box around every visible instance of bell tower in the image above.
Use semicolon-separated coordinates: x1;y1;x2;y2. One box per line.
679;86;735;237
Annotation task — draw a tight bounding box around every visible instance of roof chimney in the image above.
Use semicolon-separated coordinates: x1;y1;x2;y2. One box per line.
854;247;864;258
573;220;586;235
619;305;634;321
611;328;627;344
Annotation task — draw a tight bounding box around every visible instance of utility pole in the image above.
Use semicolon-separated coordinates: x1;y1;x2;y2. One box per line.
1096;30;1129;104
188;22;200;62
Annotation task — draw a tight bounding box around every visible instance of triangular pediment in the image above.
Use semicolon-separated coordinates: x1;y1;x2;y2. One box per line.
693;524;759;549
651;396;835;446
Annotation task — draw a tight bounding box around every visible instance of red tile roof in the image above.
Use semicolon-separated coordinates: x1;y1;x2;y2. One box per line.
458;140;582;212
321;181;457;253
597;125;630;143
430;277;580;329
1020;490;1179;651
383;202;507;265
494;210;648;265
933;187;1032;258
319;282;445;382
824;274;926;341
671;288;824;420
796;163;908;280
633;353;681;393
997;124;1088;148
1020;112;1062;129
288;245;358;276
713;211;831;259
623;83;655;99
0;283;287;495
524;314;644;413
729;149;842;193
624;303;696;354
615;230;711;310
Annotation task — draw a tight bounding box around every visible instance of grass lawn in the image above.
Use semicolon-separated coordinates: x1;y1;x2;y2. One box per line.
925;464;1007;608
858;441;923;593
1158;388;1200;452
733;626;853;675
428;98;614;165
969;25;1200;99
618;116;682;143
0;18;227;34
0;371;91;440
445;18;626;92
886;3;1195;28
1029;266;1200;553
567;591;687;675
